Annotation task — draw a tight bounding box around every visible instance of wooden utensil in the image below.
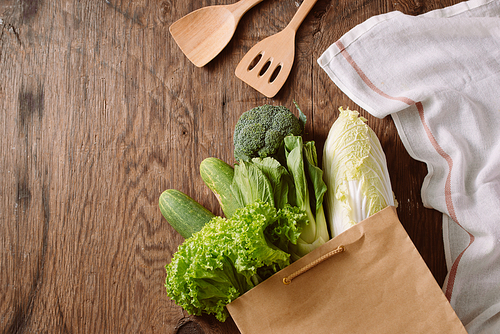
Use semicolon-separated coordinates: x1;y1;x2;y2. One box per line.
235;0;318;97
169;0;265;67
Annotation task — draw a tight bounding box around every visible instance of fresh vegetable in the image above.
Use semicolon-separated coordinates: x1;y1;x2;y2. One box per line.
159;189;215;239
230;157;293;211
200;157;241;218
229;136;330;260
163;103;334;321
284;136;330;260
164;201;306;322
322;107;396;238
233;104;306;162
230;103;330;259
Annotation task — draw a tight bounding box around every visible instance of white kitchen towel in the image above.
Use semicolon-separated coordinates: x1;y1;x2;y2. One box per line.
318;0;500;332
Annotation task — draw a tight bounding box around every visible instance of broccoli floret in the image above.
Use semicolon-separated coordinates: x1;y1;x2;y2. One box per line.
234;104;305;161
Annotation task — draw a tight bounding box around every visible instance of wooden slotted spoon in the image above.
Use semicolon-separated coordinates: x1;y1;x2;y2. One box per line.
235;0;318;97
169;0;265;67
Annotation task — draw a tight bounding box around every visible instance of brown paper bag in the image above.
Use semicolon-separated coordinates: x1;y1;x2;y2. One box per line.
226;206;467;333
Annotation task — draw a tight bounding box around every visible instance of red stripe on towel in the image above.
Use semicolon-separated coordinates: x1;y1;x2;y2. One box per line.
335;39;474;301
415;101;475;300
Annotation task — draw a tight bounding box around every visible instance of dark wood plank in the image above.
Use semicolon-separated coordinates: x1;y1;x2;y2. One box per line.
0;0;463;332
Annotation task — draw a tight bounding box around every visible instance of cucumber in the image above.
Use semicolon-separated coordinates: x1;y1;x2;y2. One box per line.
159;189;215;239
200;157;241;218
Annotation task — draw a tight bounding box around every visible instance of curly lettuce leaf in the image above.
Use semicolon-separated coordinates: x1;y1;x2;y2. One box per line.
164;201;304;322
265;204;307;255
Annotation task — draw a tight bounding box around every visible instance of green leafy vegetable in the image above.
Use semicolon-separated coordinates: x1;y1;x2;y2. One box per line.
230;157;293;211
322;107;397;238
229;136;330;260
230;103;330;260
284;136;330;260
164;201;306;322
230;158;277;208
233;104;306;162
163;102;333;322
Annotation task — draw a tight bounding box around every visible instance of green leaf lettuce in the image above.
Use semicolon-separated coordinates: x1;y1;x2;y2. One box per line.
164;201;306;322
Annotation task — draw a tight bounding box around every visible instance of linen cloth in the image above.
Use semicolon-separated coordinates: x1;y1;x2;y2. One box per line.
318;0;500;332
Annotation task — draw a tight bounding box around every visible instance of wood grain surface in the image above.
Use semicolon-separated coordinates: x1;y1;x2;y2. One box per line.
1;0;462;333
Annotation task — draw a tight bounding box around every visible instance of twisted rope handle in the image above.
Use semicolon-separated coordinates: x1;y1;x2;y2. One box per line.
282;245;345;285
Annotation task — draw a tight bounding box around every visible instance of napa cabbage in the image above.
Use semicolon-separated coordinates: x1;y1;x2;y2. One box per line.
323;107;396;238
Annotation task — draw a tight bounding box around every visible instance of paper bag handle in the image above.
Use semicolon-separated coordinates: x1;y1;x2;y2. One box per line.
282;245;345;285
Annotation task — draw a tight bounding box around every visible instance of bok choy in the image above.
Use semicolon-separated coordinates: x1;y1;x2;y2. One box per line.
284;135;330;260
323;107;396;238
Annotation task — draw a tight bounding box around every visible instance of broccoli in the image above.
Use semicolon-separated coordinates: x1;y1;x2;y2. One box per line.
233;104;306;161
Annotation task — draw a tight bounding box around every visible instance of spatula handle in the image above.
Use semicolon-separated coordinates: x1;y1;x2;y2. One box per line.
229;0;265;20
286;0;318;32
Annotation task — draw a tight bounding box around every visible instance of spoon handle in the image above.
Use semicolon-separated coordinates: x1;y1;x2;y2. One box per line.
228;0;265;20
286;0;318;33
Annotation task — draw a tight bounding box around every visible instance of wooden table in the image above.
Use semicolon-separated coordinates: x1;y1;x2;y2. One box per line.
1;0;463;332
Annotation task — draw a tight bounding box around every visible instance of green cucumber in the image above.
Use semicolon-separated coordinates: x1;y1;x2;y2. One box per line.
200;157;241;218
159;189;215;239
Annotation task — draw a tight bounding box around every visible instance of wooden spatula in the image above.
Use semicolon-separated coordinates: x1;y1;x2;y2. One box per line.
235;0;318;97
169;0;265;67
